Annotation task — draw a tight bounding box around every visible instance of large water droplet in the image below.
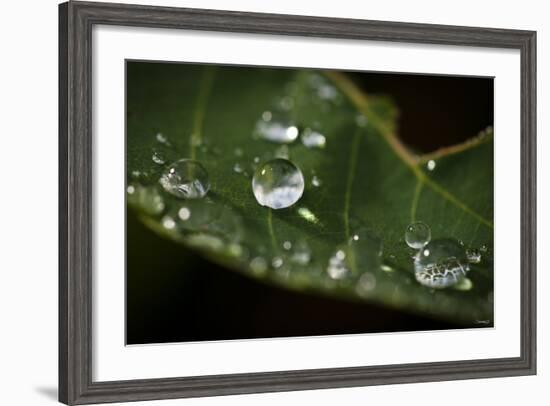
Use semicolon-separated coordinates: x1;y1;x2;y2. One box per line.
252;158;304;209
254;111;299;144
301;128;326;149
159;159;210;199
405;221;431;249
414;238;469;289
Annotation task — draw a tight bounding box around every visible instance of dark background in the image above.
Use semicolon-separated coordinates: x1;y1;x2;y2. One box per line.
127;68;493;345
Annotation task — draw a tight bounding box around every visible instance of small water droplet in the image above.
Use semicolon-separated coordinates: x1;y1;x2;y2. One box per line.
190;133;202;147
278;96;294;111
405;221;431;249
381;264;394;272
297;207;320;224
301;128;326;149
311;175;322;188
254;112;299;143
356;272;377;296
126;184;165;215
152;149;166;165
252;158;305;209
156;132;170;145
162;215;176;230
466;248;482;264
261;111;272;121
253;156;260;164
414;238;469;289
355;114;368;128
453;277;473;291
283;241;292;250
272;256;284;269
159;159;210;199
427;160;436;171
234;148;243;157
178;207;191;221
233;162;243;174
250;257;268;275
290;240;311;265
327;249;350;280
480;245;488;253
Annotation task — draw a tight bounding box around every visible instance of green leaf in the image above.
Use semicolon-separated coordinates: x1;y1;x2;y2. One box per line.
126;62;493;325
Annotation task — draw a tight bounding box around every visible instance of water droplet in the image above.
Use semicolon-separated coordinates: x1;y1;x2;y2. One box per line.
283;241;292;250
301;128;326;149
252;158;305;209
161;215;176;230
126;184;165;215
233;162;243;174
250;257;268;275
311;175;322;188
178;207;191;221
234;148;243;157
152;149;166;165
327;249;350;280
480;245;488;253
253;156;260;164
261;111;272;121
156;132;170;145
190;133;202;147
405;221;431;249
159;159;210;199
356;272;377;296
466;248;482;264
272;256;284;269
355;114;368;128
317;84;338;101
381;264;394;272
290;240;312;265
297;207;320;224
414;238;469;289
254;112;299;143
427;160;436;171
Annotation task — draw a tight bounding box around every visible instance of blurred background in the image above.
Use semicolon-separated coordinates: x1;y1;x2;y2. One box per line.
127;67;493;345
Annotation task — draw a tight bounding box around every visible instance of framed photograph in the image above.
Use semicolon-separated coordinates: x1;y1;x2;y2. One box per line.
59;1;536;404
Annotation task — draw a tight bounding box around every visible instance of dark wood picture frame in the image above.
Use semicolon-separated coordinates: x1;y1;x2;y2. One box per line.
59;1;537;404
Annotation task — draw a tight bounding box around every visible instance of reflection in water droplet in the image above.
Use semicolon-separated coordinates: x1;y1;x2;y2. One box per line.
159;159;210;199
405;221;431;249
414;238;469;289
453;277;473;291
126;184;165;215
311;175;322;188
466;248;482;263
252;158;304;209
301;128;326;149
254;111;299;143
427;160;436;171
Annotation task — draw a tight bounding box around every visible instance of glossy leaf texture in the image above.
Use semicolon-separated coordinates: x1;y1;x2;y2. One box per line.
126;62;494;324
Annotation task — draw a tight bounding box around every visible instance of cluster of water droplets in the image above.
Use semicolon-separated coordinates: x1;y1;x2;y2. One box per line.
403;221;487;290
